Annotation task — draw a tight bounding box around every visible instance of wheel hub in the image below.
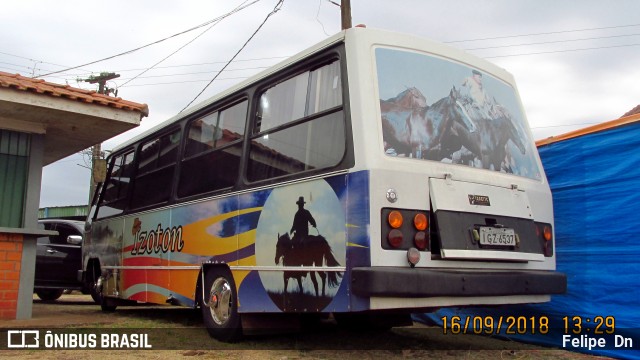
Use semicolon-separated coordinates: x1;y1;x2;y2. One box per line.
209;278;232;325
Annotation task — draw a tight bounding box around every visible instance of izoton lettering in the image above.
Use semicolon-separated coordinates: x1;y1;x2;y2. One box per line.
130;218;184;256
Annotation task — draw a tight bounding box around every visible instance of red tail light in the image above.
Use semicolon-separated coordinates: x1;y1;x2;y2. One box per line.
414;231;427;250
388;229;403;248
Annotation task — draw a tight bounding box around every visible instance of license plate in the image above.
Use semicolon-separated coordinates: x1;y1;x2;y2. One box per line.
479;227;516;246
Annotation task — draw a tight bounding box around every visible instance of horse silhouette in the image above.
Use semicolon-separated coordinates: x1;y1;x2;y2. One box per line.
274;232;342;297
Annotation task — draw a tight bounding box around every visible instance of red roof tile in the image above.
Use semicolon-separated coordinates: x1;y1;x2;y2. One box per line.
0;71;149;116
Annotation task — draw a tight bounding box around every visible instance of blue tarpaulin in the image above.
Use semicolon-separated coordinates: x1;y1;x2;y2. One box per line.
415;120;640;359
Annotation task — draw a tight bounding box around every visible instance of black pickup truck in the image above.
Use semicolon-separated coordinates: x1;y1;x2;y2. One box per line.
35;219;98;302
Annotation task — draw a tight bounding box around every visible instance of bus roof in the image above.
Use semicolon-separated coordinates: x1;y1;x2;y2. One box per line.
112;27;516;153
536;112;640;147
112;30;347;153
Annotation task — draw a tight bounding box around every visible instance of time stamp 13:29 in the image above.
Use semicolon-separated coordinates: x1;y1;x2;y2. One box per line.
440;315;636;351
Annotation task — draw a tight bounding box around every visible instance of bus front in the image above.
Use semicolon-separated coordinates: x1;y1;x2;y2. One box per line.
345;29;566;312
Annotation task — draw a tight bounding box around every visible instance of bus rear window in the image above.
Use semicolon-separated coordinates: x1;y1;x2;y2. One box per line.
376;47;541;180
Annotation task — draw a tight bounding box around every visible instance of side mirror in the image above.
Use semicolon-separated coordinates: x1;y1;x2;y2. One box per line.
67;235;83;245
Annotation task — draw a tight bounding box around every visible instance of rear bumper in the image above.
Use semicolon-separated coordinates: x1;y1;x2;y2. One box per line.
351;267;566;298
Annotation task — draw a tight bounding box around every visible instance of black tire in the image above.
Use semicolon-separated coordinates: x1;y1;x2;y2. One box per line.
86;264;101;304
95;272;116;312
35;289;64;301
100;296;117;312
90;286;101;304
201;267;242;342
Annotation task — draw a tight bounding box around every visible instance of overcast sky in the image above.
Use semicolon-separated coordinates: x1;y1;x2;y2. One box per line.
1;0;638;207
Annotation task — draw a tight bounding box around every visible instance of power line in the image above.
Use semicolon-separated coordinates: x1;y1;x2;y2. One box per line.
0;51;94;76
0;64;32;74
7;22;639;82
68;56;290;76
4;62;278;87
116;66;270;81
35;0;263;78
446;23;640;43
24;58;287;83
485;42;640;59
316;0;330;36
464;33;640;51
6;21;639;89
0;61;35;71
121;0;254;87
180;0;285;112
121;77;250;88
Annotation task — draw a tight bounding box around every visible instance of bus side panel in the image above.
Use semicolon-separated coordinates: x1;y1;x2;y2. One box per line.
232;172;371;314
170;194;247;307
95;173;363;313
121;210;172;304
90;218;125;299
174;190;273;312
344;170;372;312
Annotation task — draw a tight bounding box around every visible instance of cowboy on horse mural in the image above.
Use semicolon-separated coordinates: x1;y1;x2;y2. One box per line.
290;196;316;249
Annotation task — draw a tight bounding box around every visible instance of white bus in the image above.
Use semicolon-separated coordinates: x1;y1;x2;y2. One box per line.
82;27;566;342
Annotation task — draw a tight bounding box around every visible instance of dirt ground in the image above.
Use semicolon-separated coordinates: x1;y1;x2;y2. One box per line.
0;294;614;360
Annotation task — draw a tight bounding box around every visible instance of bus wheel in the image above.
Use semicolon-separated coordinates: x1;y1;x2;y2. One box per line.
201;268;242;342
87;263;101;304
90;285;101;304
96;276;117;312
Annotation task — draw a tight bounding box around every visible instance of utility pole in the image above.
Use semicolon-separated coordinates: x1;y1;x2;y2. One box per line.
81;72;120;205
82;72;120;96
341;0;352;30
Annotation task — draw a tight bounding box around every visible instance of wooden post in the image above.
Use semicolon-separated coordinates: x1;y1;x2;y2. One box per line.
341;0;352;30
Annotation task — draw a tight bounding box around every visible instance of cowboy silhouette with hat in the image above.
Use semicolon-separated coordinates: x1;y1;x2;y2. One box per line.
290;196;317;249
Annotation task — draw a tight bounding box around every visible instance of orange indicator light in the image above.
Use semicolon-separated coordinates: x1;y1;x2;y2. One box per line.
543;226;552;241
388;210;403;229
413;213;428;231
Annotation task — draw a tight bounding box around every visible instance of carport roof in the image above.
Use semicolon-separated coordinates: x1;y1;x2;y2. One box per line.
0;71;149;165
0;72;148;115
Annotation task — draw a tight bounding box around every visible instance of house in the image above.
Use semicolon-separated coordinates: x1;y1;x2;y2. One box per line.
0;71;148;319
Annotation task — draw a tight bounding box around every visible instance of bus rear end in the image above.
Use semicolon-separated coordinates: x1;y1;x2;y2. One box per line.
344;28;566;312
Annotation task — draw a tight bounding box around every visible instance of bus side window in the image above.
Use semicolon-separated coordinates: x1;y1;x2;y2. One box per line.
130;129;181;209
255;72;309;134
96;151;135;219
247;60;345;182
308;60;342;114
178;100;248;198
184;111;219;157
